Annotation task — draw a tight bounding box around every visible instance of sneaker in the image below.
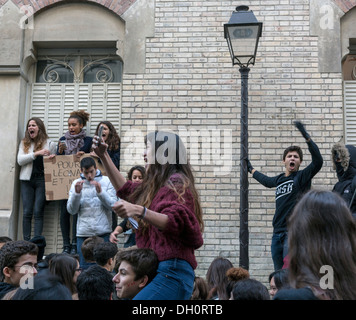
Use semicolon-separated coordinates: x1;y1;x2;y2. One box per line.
70;244;77;255
62;246;71;254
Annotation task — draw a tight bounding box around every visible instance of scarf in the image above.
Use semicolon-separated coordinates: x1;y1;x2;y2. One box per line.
64;130;86;155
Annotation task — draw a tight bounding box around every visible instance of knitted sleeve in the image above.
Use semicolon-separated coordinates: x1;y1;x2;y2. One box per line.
153;185;203;250
117;180;137;200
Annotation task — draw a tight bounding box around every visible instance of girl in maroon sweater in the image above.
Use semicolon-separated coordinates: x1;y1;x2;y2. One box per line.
92;131;204;300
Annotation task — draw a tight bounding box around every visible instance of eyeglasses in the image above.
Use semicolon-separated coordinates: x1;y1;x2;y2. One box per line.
76;268;82;272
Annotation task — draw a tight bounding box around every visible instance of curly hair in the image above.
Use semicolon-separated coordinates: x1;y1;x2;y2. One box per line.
69;110;90;127
0;240;38;281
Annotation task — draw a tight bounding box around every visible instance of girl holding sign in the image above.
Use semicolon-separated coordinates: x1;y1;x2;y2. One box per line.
17;117;57;241
57;110;93;255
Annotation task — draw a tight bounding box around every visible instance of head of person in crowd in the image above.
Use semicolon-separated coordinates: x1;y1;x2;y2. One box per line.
287;189;356;300
67;110;90;136
191;276;209;300
23;117;49;151
76;264;114;300
0;240;38;285
79;156;98;181
225;267;250;299
230;278;270;300
0;236;12;249
94;121;120;151
81;236;104;265
282;145;303;174
130;130;204;234
127;165;145;184
49;253;81;299
36;252;57;274
206;256;233;300
93;241;118;272
112;248;158;300
268;268;290;299
11;272;72;300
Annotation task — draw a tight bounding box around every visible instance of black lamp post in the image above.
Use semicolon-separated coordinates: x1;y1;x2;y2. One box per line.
224;5;262;270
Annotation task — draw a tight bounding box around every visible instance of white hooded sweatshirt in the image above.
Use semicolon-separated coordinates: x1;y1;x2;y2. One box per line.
67;169;117;237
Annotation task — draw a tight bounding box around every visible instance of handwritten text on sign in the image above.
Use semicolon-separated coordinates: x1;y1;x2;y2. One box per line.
44;154;104;201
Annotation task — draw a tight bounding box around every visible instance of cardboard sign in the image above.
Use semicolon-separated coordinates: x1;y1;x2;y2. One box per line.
44;154;106;201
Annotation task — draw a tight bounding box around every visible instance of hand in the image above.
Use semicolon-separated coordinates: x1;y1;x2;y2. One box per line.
75;151;84;161
75;180;84;194
58;141;67;154
109;230;119;244
35;149;51;157
90;150;99;159
246;159;254;174
91;135;108;158
112;199;140;219
294;121;310;140
90;180;102;193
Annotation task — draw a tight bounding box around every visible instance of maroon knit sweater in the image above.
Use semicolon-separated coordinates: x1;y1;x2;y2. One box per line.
117;173;203;269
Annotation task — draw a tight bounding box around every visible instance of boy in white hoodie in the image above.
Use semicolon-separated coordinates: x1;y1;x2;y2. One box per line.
67;157;117;268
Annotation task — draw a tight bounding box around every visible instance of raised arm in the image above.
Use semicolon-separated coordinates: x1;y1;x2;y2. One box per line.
91;136;126;191
294;120;323;173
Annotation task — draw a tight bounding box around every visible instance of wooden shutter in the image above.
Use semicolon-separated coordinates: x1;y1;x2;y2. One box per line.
344;81;356;145
28;82;121;254
30;83;122;140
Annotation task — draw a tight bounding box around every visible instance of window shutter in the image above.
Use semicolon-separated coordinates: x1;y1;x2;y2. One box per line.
344;81;356;145
30;83;121;140
29;82;121;254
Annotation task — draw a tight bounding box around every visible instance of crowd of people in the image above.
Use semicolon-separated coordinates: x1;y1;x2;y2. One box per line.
2;114;356;300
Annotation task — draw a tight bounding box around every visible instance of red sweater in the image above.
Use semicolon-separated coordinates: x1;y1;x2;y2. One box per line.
117;174;203;269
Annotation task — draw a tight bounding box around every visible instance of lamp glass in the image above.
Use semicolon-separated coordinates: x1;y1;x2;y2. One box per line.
226;24;260;66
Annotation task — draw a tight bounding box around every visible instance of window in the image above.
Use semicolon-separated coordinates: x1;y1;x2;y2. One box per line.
36;56;123;84
30;49;123;139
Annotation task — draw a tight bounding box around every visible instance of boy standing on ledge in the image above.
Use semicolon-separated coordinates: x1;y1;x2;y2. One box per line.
247;121;323;270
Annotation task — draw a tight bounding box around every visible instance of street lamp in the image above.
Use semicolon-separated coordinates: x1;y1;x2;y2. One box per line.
224;5;262;270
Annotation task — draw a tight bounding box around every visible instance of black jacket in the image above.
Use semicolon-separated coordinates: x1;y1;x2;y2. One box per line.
253;139;323;233
0;282;16;299
332;143;356;214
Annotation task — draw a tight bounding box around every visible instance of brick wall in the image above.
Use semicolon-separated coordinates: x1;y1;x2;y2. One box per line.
3;0;348;286
119;0;345;286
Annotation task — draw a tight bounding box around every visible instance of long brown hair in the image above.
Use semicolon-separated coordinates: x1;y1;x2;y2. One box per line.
129;131;204;233
95;121;120;151
22;117;49;154
49;254;78;295
206;257;233;300
288;189;356;300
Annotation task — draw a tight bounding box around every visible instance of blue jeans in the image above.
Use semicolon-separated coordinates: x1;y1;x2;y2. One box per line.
76;233;110;269
271;231;288;270
21;176;46;241
133;258;195;300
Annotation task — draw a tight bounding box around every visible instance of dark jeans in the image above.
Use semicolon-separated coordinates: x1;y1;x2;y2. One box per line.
271;231;288;271
21;176;46;241
60;200;77;248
